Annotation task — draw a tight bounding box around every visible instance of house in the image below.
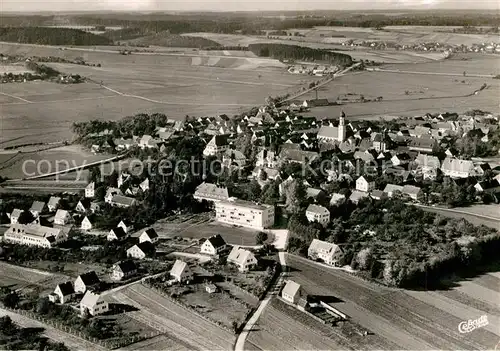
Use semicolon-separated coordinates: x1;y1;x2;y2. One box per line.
279;148;319;164
107;227;128;241
409;137;437;153
110;195;136;208
441;158;475;178
111;260;138;281
139;178;150;192
308;239;344;266
205;283;217;294
80;291;108;316
139;135;158;149
80;216;93;231
474;179;500;193
203;135;229;156
74;271;100;294
53;282;75;304
200;234;227;255
104;187;122;203
30;201;46;218
9;209;23;224
305;204;330;227
349;190;369;204
194;183;230;203
255;149;278;168
47;197;61;212
4;224;66;249
356;176;375;192
402;185;423;201
281;280;301;304
139;228;159;244
85;182;95;198
170;260;194;283
370;189;387;200
329;193;346;206
415;154;441;180
391;153;411;167
227;247;258;272
222;150;247;169
117;220;133;234
215;198;274;230
383;184;404;198
75;199;91;213
127;242;155;260
54;209;70;226
306;188;326;203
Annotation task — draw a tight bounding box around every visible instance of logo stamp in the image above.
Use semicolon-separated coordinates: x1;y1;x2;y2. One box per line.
458;315;489;334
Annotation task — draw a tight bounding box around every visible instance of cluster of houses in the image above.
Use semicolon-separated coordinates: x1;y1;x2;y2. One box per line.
341;39;500;55
287;64;339;76
189;108;499;232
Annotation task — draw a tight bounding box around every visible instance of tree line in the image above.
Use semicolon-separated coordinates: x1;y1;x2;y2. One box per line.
0;27;113;46
248;43;353;66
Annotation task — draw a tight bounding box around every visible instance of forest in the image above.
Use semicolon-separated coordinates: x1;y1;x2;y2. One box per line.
0;27;113;46
248;43;353;66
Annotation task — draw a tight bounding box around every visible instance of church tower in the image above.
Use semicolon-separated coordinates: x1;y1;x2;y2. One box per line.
338;110;346;142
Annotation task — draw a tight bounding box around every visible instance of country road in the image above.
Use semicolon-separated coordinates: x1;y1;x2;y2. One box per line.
234;251;287;351
284;62;361;102
367;67;496;78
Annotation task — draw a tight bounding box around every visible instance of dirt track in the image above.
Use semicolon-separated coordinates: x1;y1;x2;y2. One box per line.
111;284;235;350
286;254;500;350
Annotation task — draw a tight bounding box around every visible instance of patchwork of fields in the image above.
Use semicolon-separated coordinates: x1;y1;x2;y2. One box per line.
0;42;309;148
281;254;500;350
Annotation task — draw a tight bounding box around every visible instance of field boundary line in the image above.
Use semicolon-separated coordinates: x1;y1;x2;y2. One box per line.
0;91;33;103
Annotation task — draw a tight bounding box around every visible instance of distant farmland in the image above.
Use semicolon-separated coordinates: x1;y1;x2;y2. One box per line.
0;42;312;148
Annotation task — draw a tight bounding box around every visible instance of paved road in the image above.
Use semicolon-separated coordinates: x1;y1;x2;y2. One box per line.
284;63;361;102
367;67;495;78
234;251;288;351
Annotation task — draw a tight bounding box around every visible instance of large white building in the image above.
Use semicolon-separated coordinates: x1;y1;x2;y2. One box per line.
215;198;274;230
305;204;330;227
308;239;344;267
4;224;66;249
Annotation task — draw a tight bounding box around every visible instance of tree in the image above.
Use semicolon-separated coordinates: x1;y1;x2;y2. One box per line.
356;248;373;270
36;297;51;315
3;291;20;309
17;210;35;225
283;179;306;214
0;315;17;336
231;320;239;333
260;180;280;205
256;232;268;245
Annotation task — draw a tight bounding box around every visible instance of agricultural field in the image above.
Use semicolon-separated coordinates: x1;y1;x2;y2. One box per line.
300;68;499;120
152;214;266;246
0;144;113;179
0;42;311;148
284;254;500;350
111;283;236;350
0;261;70;295
245;297;392;350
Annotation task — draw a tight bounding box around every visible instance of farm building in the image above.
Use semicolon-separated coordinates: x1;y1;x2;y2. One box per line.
281;280;302;304
4;224;66;249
